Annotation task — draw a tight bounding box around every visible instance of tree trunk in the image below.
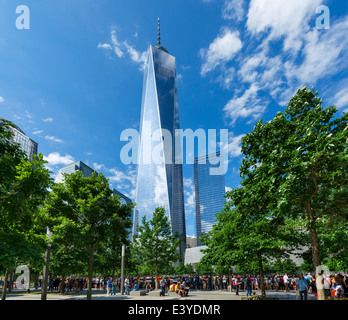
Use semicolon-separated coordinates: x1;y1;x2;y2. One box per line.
257;251;266;299
87;244;94;300
1;269;9;301
228;271;232;292
155;263;158;290
307;204;325;300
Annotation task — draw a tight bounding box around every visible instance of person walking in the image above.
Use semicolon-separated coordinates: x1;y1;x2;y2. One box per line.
124;276;130;295
297;274;309;300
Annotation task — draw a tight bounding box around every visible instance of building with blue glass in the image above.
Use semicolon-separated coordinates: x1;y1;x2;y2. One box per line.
60;160;132;205
133;19;186;257
0;117;38;161
60;161;95;178
194;151;226;246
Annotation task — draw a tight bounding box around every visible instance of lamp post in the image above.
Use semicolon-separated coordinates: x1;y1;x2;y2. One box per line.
41;228;52;300
120;244;125;295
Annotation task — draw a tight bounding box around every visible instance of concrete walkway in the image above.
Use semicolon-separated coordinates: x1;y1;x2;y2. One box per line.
1;288;317;300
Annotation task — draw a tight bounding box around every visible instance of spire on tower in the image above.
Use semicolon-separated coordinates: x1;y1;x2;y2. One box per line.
157;17;161;47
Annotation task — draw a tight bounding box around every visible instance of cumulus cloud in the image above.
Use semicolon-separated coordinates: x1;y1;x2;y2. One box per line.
200;28;242;75
44;152;75;167
223;84;267;126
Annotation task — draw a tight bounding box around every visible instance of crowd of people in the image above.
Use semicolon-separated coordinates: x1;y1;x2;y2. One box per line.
1;272;347;299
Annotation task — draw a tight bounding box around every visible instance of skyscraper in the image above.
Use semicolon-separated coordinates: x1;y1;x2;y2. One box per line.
0;118;38;161
60;160;95;178
133;19;186;257
194;151;226;246
60;160;132;205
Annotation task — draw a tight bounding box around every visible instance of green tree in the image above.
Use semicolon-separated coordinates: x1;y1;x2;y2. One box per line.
132;207;181;289
240;86;348;299
0;120;52;300
175;262;186;275
44;171;132;300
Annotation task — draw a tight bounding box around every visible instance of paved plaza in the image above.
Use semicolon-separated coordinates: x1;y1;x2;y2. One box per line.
1;287;317;301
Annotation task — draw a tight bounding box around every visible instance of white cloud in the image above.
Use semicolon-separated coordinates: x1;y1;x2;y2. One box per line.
200;28;242;75
43;152;75;166
32;130;43;135
93;162;106;171
97;43;112;50
225;186;232;193
0;96;4;103
222;0;245;21
223;84;267;125
101;29;147;70
184;178;196;216
225;133;245;157
45;135;63;143
42;117;53;122
334;87;348;113
111;29;124;58
123;41;147;69
247;0;323;54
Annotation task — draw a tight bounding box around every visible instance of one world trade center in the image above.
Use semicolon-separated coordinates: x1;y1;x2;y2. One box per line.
133;19;186;258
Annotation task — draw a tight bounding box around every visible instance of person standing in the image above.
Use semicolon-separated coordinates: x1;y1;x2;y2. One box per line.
246;276;252;297
107;278;112;296
235;277;240;296
297;274;309;300
111;279;117;296
284;274;289;292
159;277;166;297
330;276;345;299
125;276;130;295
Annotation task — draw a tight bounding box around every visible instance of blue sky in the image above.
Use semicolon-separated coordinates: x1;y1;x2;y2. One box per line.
1;0;347;236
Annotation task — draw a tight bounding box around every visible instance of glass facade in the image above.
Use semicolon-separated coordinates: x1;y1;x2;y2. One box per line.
134;45;186;256
194;151;226;246
60;161;95;178
0;118;38;161
60;161;132;204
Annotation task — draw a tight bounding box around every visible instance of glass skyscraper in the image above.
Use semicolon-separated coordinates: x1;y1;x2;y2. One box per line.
59;160;132;205
0;118;38;161
194;151;226;246
133;20;186;257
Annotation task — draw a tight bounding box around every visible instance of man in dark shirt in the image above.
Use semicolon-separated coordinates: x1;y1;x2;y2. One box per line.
181;281;189;296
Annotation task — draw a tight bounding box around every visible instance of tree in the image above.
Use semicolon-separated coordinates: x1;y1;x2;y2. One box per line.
0;120;52;300
132;207;181;289
44;171;133;300
240;86;348;299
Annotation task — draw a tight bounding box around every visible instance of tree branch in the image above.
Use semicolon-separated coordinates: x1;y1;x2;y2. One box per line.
314;203;348;221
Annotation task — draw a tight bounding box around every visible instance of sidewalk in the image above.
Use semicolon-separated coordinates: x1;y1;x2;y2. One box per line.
1;287;317;300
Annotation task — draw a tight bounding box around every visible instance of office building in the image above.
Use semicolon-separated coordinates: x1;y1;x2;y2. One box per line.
194;151;226;246
0;117;38;161
133;19;186;257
